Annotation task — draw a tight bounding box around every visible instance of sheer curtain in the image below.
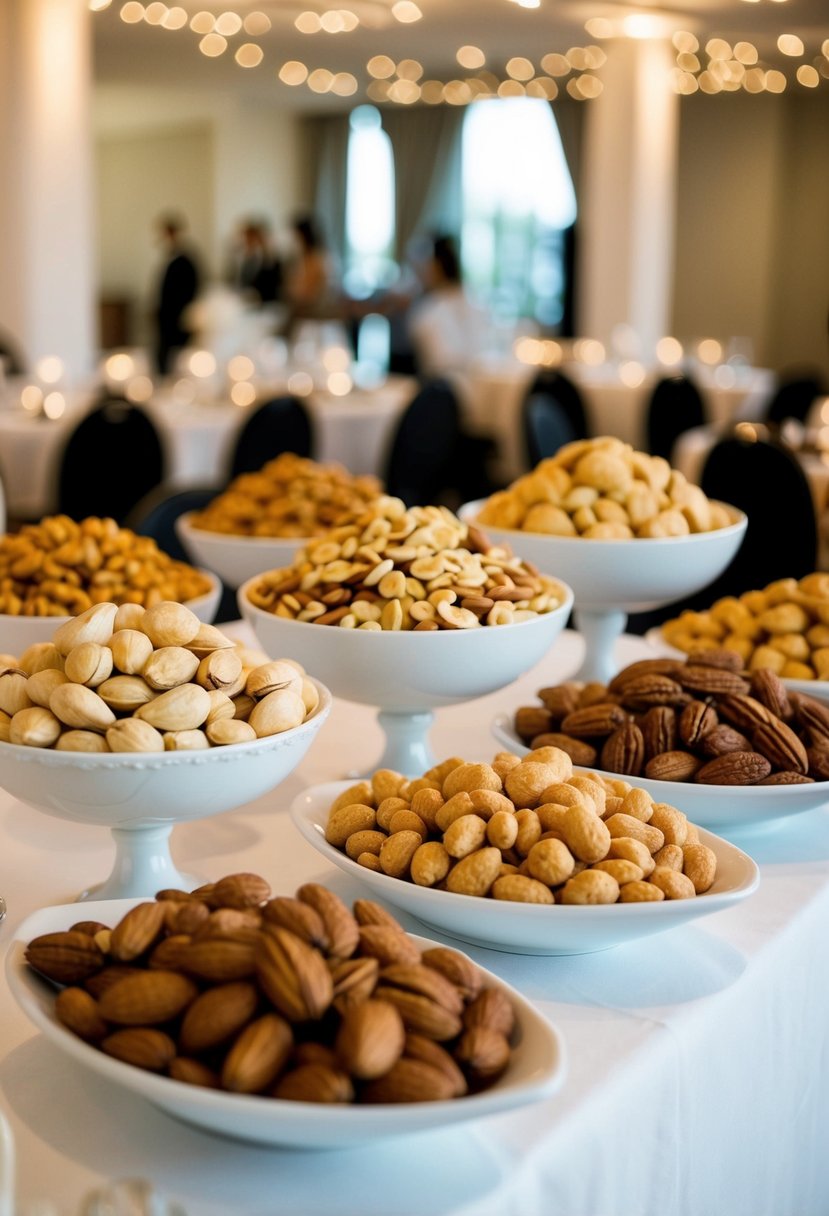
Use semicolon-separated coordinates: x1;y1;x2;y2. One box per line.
381;107;465;258
550;97;585;336
301;113;351;263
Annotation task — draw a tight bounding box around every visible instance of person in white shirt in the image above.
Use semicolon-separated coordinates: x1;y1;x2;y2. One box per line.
408;235;492;378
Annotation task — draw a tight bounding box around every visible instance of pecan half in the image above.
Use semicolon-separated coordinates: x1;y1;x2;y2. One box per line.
600;722;645;776
679;700;718;748
699;724;752;758
677;667;750;697
750;669;792;722
686;647;745;673
560;703;628;738
619;674;689;711
752;721;809;775
641;706;677;760
695;752;772;785
644;751;702;782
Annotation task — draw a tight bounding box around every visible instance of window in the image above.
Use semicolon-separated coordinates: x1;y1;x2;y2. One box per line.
344;105;396;298
461;98;577;328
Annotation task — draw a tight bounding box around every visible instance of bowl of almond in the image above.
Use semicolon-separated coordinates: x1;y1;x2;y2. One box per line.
289;749;759;954
459;436;746;685
239;498;573;774
495;650;829;831
8;878;565;1147
0;601;331;900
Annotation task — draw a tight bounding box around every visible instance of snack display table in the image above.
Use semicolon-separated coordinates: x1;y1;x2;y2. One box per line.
2;629;829;1216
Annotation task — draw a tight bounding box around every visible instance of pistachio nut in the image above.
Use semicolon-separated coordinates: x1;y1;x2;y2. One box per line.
163;729;211;751
108;629;153;676
196;649;244;695
143;646;200;691
232;693;255;722
114;603;146;632
0;672;33;717
64;643;114;689
9;706;62;748
106;718;165;753
53;603;118;656
141;602;201;649
134;683;211;732
55;729;110;753
234;645;272;670
205;689;235;725
97;675;157;713
245;660;304;702
18;642;64;676
186;623;235;658
49;683;116;732
0;713;10;743
301;678;320;716
206;719;257;746
248;688;306;738
26;668;69;709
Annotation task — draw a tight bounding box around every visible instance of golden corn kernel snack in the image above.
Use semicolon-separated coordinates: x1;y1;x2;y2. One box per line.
477;436;734;539
190;453;382;539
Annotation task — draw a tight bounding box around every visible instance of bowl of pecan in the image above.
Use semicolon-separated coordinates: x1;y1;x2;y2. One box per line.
9;879;565;1147
459;436;746;685
496;650;829;831
239;498;573;774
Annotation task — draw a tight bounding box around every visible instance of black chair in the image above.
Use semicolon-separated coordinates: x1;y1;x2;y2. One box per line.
0;328;25;375
126;484;238;623
523;369;588;447
523;392;578;467
383;380;461;506
228;396;313;479
764;372;825;427
56;400;165;525
645;375;705;462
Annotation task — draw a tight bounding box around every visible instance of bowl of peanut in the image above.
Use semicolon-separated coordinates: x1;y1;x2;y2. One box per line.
0;601;331;900
176;454;383;588
0;515;222;655
9;880;565;1146
289;749;760;955
459;437;746;686
239;499;574;775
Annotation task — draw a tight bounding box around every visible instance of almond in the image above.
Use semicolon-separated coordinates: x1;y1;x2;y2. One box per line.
54;987;108;1042
221;1014;293;1093
335;998;406;1080
361;1057;456;1103
372;986;462;1041
84;965;143;999
256;928;333;1022
641;706;677;760
352;899;401;932
273;1063;354;1103
462;987;515;1038
644;751;701;782
677;667;750;697
695;752;772;785
98;970;198;1025
179;981;259;1054
207;873;271;910
102;1028;176;1072
330;956;379;1013
403;1034;467;1096
185;938;258;981
717;694;775;732
514;706;553;742
357;924;421;967
26;932;104;985
753;720;809;775
750;669;792;721
757;771;814;785
454;1026;511;1082
109;901;167;962
685;647;745;673
421;947;482;1002
531;733;597;768
794;695;829;744
296;883;359;959
148;934;192;972
608;658;683;693
262;897;329;950
537;683;580;720
679;701;718;748
560;703;627;738
619;674;688;710
699;724;752;758
169;1058;219;1088
378;964;464;1017
600;722;644;776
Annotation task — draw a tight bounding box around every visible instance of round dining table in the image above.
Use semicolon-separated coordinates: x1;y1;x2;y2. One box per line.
2;625;828;1216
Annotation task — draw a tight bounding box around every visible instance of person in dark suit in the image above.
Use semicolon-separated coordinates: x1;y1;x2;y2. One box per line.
153;214;201;375
229;220;282;305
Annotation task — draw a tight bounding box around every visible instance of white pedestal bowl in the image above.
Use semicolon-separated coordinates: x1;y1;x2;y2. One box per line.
459;501;747;686
0;679;331;901
239;576;574;775
176;513;307;589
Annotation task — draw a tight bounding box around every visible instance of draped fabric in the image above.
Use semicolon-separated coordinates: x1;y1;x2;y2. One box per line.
381;107;465;259
301;113;350;262
550;97;586;336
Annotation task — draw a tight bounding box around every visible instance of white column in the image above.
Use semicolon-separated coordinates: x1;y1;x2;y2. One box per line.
0;0;96;381
578;37;679;360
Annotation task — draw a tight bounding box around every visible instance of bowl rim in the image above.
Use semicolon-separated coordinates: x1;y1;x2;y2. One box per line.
459;498;748;548
290;780;761;916
7;904;566;1122
0;677;332;770
490;711;827;801
0;566;222;626
177;512;316;549
238;575;575;639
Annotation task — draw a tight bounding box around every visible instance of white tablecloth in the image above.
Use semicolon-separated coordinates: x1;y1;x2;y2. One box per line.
0;378;416;519
455;360;775;482
2;627;829;1216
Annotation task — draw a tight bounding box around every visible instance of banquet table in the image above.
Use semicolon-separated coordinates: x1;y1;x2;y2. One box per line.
455;359;776;482
2;626;829;1216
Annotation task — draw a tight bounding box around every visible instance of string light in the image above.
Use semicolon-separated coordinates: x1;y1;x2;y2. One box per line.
278;61;308;85
199;33;227;56
235;43;264;67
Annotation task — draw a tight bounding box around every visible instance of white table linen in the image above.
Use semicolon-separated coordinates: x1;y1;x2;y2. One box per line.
2;627;829;1216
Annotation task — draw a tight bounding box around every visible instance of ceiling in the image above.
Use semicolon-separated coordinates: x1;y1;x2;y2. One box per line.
92;0;829;106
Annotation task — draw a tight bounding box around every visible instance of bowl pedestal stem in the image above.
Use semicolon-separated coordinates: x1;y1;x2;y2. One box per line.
375;710;436;776
571;608;628;684
79;824;203;903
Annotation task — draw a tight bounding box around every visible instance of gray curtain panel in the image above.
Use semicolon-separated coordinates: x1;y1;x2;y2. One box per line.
381;107;465;260
550;97;584;201
302;112;350;261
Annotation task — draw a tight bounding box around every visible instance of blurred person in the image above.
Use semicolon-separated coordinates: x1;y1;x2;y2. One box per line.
284;215;336;328
407;235;492;378
152;213;201;375
227;219;282;306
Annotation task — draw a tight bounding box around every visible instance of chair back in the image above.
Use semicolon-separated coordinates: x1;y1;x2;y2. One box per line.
57;401;164;524
646;375;705;462
125;485;220;564
523;393;578;467
525;369;588;446
0;329;25;376
384;380;460;506
699;434;816;597
229;396;313;479
765;373;825;427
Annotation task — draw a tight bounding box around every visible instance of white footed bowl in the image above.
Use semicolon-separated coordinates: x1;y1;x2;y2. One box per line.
291;782;760;955
490;713;829;833
9;900;566;1148
239;576;574;773
176;513;308;588
0;679;331;900
0;569;223;661
459;500;747;685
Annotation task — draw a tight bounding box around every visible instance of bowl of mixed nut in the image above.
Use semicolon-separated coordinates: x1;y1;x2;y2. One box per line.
9;879;565;1146
0;515;222;655
459;436;746;685
0;601;331;900
238;498;573;773
290;750;759;954
495;650;829;831
177;454;383;588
